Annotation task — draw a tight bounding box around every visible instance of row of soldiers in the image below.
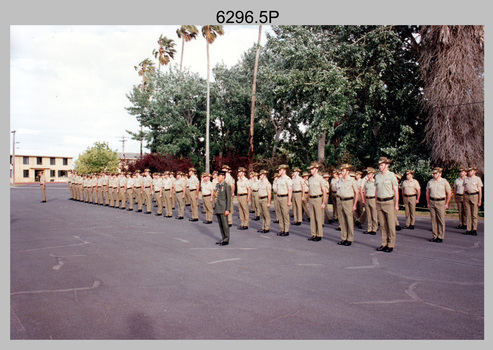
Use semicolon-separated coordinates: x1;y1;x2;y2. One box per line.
67;159;482;251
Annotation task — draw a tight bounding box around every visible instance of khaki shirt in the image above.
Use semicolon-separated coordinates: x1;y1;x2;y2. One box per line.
258;179;272;197
454;177;465;195
126;178;134;189
308;174;325;196
201;181;214;196
174;178;186;192
402;179;420;195
375;171;398;198
250;178;259;191
236;177;250;195
119;177;127;187
276;175;292;195
426;178;451;198
142;175;152;188
291;176;302;192
463;175;483;194
364;179;376;197
338;177;359;198
153;178;163;191
225;173;235;187
187;175;199;190
330;178;338;192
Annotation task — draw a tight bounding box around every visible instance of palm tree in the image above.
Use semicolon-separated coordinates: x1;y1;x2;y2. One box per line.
248;25;262;172
176;25;199;72
201;25;224;173
134;58;156;157
152;35;176;73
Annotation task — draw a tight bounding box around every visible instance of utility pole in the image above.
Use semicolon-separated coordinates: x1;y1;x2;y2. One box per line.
11;130;16;186
117;135;127;159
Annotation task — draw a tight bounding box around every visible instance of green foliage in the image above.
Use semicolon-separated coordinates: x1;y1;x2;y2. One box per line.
74;142;119;174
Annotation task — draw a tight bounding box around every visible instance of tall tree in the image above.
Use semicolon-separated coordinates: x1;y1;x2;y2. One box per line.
134;58;155;157
176;25;199;72
248;25;262;172
201;25;224;173
152;35;176;72
418;25;484;173
74;142;120;174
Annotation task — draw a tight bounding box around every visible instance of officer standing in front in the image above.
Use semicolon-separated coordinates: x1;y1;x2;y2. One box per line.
214;170;232;246
39;170;46;203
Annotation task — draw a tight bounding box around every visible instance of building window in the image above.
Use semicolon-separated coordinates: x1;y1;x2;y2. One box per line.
58;170;68;178
37;157;42;165
50;170;55;177
23;169;29;178
50;157;56;165
23;156;29;165
63;158;68;166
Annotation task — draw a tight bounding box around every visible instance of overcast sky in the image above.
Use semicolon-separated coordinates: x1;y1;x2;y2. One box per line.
10;25;271;160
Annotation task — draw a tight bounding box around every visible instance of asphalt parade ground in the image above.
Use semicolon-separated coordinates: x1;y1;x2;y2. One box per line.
10;183;485;341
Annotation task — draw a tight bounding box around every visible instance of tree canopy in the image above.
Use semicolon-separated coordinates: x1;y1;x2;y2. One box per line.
74;142;120;174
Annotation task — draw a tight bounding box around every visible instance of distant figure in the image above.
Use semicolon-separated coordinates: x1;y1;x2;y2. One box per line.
39;171;46;203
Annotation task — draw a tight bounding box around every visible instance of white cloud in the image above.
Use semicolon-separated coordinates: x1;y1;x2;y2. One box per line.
10;25;271;162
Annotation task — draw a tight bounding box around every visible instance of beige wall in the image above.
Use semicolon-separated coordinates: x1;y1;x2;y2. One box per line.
10;155;73;184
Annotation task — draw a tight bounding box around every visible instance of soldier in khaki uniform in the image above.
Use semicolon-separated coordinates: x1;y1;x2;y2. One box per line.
153;172;163;216
133;170;142;211
401;170;421;229
39;171;47;202
125;172;135;211
426;167;452;242
337;164;360;246
291;168;303;226
301;172;311;221
255;169;271;233
276;164;293;236
162;171;174;218
353;171;365;229
463;166;483;236
362;167;378;235
375;157;399;253
330;170;340;224
322;173;331;223
236;167;251;230
141;169;153;214
307;162;327;241
186;168;200;222
249;172;260;221
394;173;403;231
201;172;214;224
272;173;280;224
453;168;467;229
118;172;127;209
174;171;186;219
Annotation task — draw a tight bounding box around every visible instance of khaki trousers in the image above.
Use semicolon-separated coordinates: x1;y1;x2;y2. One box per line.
277;195;290;232
365;198;378;232
126;189;134;210
309;196;323;237
155;191;163;214
163;190;173;216
403;195;417;226
377;199;396;248
251;191;259;216
456;194;465;226
237;194;249;227
302;192;310;219
331;192;339;220
430;199;446;239
40;185;46;202
176;191;185;217
143;188;152;213
464;193;479;231
292;191;302;223
202;195;214;222
134;187;142;210
259;197;271;230
189;189;199;219
340;198;355;242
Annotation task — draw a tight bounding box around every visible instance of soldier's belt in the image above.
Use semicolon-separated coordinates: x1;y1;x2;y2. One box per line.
277;194;288;197
340;196;354;201
366;196;375;199
145;186;150;188
189;189;196;191
404;194;417;197
310;194;322;198
466;192;479;195
430;197;445;201
377;196;394;202
252;190;258;192
293;190;302;193
175;190;183;193
203;194;211;197
238;193;247;196
259;196;268;199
